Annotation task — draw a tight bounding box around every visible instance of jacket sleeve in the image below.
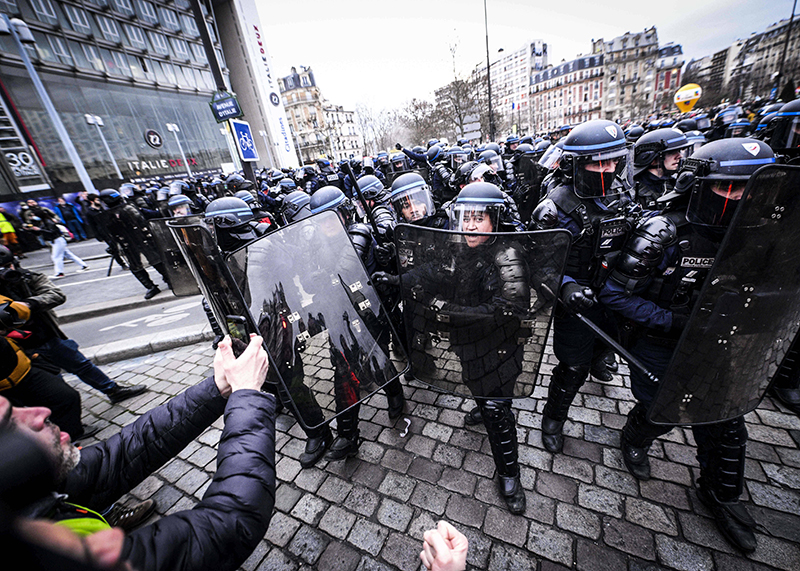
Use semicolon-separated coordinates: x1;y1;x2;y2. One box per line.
61;376;227;508
24;272;66;312
121;388;276;571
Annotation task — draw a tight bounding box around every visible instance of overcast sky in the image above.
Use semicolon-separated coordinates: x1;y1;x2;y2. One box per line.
257;0;794;112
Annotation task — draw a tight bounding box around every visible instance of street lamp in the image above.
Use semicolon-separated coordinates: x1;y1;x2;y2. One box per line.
85;114;123;179
165;123;192;177
484;0;495;141
0;15;96;192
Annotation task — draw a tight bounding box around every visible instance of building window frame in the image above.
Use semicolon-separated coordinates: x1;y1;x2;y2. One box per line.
135;0;159;26
63;5;93;35
47;34;73;65
97;15;121;43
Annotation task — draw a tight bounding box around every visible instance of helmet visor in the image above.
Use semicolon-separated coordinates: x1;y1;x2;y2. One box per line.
449;202;502;248
538;144;563;170
391;184;433;222
686;178;747;228
770;114;800;150
573;148;629;199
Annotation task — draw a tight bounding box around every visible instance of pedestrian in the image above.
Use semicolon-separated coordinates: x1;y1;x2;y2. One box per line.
27;214;89;279
54;197;88;241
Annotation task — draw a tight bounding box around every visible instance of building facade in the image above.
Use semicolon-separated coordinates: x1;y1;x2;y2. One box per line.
593;27;660;121
0;0;294;203
278;66;362;164
530;54;604;133
651;43;684;113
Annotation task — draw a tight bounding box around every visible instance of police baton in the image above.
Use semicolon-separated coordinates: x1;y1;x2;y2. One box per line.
573;310;659;384
342;161;381;237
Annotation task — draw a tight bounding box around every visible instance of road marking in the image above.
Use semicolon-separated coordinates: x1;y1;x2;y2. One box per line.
99;301;198;332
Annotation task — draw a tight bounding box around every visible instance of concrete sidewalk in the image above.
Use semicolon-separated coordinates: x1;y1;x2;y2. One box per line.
68;340;800;571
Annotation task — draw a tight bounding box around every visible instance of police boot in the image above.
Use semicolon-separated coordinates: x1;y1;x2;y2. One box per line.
621;403;671;480
299;425;333;468
325;407;360;461
132;268;160;299
464;406;483;426
541;363;589;453
384;379;406;420
480;400;526;514
696;418;756;553
770;347;800;415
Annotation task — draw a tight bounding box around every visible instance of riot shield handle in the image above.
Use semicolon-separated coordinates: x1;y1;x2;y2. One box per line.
573;311;659;384
342;161;381;237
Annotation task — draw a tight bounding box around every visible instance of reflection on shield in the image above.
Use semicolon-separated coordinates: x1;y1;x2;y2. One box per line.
396;224;570;399
225;211;407;430
649;165;800;425
166;219;252;344
148;216;205;297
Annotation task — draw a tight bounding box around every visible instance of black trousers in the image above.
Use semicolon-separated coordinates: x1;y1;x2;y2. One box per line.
3;365;83;438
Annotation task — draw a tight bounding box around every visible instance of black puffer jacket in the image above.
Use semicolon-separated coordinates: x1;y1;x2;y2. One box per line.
60;377;276;571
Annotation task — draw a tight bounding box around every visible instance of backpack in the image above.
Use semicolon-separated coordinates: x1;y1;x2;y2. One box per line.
55;223;74;241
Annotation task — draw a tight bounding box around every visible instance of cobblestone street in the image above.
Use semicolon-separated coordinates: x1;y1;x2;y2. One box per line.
68;339;800;571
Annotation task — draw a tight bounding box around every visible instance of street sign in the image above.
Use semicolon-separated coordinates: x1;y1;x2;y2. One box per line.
229;119;259;162
674;83;703;113
463;130;481;141
209;91;243;123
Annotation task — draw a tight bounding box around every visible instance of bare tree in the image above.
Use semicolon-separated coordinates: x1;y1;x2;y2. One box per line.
401;98;440;145
355;103;403;155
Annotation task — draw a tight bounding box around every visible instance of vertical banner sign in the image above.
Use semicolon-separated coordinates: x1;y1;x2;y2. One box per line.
235;0;298;168
230;119;259;162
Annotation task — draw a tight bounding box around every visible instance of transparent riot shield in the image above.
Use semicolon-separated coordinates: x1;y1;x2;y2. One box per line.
224;211;408;430
395;224;571;399
148;216;204;297
649;165;800;425
166;220;253;344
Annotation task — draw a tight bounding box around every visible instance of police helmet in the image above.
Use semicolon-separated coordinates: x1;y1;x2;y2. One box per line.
309;185;355;224
389;153;409;173
515;143;534;154
390;172;434;223
766;99;800;154
449;182;505;239
445;145;468;170
0;245;13;267
204;196;254;229
316;157;333;172
684;130;707;154
281;190;312;222
633;128;692;175
478;149;503;173
426;145;443;163
561;119;629;198
167;194;192;216
411;145;425;155
169;180;189;196
356;175;385;201
505;134;521;149
674;118;697;133
520;135;534;145
234;190;258;208
683;138;775;229
119;182;136;198
484;142;501;155
426;138;440;149
625;124;645;143
454;161;480;189
376;151;389;165
99;188;124;207
278;178;297;193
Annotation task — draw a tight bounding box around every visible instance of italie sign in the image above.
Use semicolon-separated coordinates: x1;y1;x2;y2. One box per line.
209;92;243;123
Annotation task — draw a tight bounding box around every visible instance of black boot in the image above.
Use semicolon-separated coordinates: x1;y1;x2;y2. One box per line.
106;383;148;404
325;407;360;461
384;379;406;420
481;400;526;514
697;484;756;553
541;363;589;453
621;403;671;480
771;337;800;415
299;426;333;468
464;406;483;426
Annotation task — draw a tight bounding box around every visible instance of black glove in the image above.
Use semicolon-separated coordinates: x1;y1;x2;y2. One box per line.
371;271;399;287
560;282;595;313
670;312;690;331
374;243;394;267
395;143;403;151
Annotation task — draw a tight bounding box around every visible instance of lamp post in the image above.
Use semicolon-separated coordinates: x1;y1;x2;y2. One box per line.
0;15;96;192
165;123;192;177
484;0;495;141
85;114;123;179
220;124;241;171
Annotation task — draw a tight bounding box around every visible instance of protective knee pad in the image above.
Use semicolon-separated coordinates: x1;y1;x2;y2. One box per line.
699;417;748;501
335;406;360;438
543;363;590;421
479;400;518;476
622;403;672;449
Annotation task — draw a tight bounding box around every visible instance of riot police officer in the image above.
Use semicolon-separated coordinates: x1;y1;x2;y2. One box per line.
599;138;776;553
98;189;171;299
530;120;635;453
309;187;406;460
388;173;448;229
632;128;692;209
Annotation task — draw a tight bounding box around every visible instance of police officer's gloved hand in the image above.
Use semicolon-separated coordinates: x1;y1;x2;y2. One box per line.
395;143;403;150
371;271;399;287
670;312;690;332
374;244;394;267
560;282;595;313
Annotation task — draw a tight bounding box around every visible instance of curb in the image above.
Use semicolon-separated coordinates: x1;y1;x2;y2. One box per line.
59;293;202;324
83;323;216;365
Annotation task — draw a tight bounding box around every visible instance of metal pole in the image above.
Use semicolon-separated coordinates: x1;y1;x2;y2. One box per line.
220;125;241;171
169;126;192;177
484;0;495;141
3;15;95;192
92;120;123;179
775;0;798;99
188;0;226;91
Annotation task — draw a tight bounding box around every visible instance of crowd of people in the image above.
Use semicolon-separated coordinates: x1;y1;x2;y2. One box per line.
2;95;800;570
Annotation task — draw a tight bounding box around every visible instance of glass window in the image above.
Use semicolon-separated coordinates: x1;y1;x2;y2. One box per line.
63;5;92;34
127;54;154;81
68;40;91;69
47;35;73;66
158;8;180;32
100;48;130;77
97;16;120;43
170;38;190;61
181;14;199;37
29;0;58;26
190;43;206;64
148;31;169;56
151;60;167;84
206;22;217;43
135;0;158;26
31;31;58;62
124;24;147;50
85;0;108;8
111;0;134;17
215;48;225;68
82;43;104;71
173;0;190;8
161;62;177;84
174;65;192;87
0;0;19;15
200;70;214;90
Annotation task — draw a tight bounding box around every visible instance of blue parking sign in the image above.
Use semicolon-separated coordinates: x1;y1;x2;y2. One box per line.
230;119;259;162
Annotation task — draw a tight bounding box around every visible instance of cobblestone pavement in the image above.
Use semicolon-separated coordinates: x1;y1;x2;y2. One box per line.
68;339;800;571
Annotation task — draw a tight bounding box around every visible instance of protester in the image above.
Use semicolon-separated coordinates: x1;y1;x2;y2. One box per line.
54;197;88;242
